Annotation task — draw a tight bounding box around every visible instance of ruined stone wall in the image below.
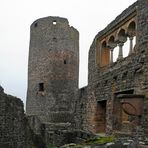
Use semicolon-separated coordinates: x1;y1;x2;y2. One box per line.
0;86;47;148
26;16;79;126
75;87;88;130
137;0;148;138
0;86;32;148
82;0;148;135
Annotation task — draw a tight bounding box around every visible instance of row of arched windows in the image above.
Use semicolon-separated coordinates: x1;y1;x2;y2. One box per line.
96;19;136;67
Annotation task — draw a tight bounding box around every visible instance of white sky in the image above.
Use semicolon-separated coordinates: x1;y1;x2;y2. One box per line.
0;0;136;106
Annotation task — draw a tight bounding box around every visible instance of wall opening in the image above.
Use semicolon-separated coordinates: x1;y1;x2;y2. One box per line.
80;87;85;97
115;89;134;95
34;23;38;28
113;46;118;62
127;21;136;35
53;37;57;42
113;75;118;81
118;29;127;43
133;36;136;51
53;20;57;25
95;100;107;133
39;83;44;91
123;38;130;58
64;60;67;64
100;41;110;67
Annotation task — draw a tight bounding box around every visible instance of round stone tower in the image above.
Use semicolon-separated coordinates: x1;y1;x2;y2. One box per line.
26;16;79;125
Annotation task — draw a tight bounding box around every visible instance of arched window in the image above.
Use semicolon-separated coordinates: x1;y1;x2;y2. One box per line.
100;41;110;67
117;29;127;60
108;36;117;63
108;36;115;46
127;21;136;54
118;29;127;43
127;21;136;36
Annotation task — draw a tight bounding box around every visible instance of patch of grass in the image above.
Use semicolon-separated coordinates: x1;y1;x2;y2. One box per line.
84;136;114;145
47;143;55;148
61;136;115;147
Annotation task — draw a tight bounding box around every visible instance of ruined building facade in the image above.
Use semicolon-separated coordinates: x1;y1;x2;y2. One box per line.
80;0;148;136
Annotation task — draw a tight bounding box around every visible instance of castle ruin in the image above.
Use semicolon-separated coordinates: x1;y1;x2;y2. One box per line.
0;0;148;147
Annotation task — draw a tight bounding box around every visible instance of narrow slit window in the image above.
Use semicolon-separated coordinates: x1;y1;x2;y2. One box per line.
64;60;67;64
34;23;38;27
39;83;44;91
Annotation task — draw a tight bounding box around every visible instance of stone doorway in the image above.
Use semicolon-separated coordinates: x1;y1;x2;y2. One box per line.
95;100;107;133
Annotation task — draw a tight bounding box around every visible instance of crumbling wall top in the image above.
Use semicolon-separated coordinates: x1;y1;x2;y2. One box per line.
31;16;69;28
95;1;137;40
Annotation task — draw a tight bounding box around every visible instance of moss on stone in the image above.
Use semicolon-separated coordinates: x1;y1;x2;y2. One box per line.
47;144;55;148
61;136;114;147
84;136;114;145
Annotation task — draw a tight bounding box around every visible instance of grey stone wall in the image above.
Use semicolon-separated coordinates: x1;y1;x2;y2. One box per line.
0;86;47;148
26;16;79;126
0;86;31;148
137;0;148;140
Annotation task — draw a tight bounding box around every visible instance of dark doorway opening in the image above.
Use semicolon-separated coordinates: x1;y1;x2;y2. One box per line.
96;100;107;133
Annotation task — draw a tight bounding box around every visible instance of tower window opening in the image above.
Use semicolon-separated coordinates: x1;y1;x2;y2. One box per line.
34;23;38;27
39;83;44;91
53;20;57;25
53;37;57;42
64;60;67;64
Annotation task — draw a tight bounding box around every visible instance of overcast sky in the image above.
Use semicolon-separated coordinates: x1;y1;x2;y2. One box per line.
0;0;136;107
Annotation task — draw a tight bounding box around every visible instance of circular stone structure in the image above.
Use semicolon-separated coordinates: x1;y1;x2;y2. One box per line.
26;16;79;124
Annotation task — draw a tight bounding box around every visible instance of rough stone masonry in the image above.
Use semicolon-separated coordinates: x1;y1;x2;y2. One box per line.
26;0;148;146
0;0;148;147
